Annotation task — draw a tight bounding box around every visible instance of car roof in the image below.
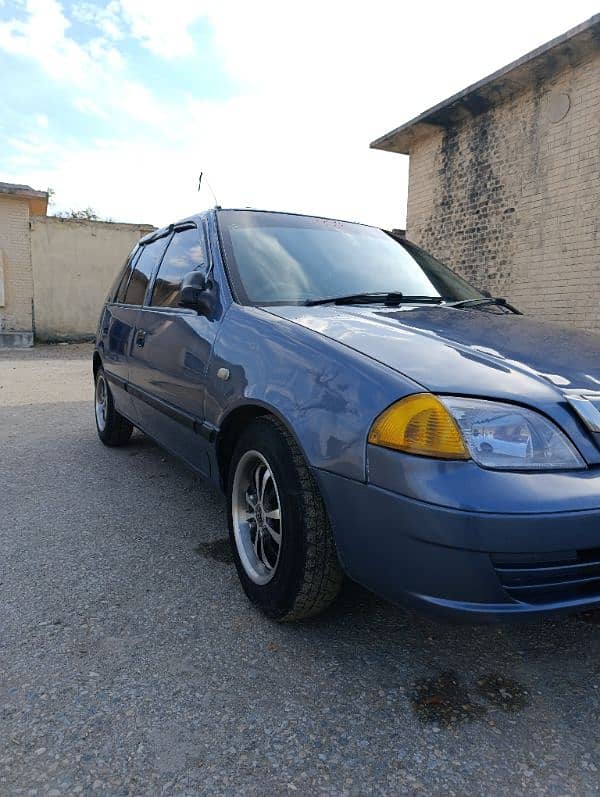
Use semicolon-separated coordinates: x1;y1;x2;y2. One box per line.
216;207;380;230
139;207;384;247
138;211;209;245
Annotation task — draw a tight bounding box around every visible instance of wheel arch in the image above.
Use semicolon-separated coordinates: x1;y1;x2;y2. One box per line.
215;401;308;491
92;350;102;379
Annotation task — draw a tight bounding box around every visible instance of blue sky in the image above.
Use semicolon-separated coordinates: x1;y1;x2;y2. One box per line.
1;1;598;228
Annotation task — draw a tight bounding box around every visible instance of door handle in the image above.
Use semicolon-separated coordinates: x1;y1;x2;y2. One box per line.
135;329;146;348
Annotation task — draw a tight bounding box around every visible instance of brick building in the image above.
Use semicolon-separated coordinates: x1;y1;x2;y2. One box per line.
372;15;600;330
0;183;48;347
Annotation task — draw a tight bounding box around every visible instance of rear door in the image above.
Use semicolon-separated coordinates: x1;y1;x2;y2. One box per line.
115;232;171;422
128;221;221;476
99;246;142;422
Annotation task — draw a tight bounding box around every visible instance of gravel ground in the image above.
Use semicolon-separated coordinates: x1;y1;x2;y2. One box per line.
2;343;600;796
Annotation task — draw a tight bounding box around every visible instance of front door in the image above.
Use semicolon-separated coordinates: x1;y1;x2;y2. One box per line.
128;223;222;477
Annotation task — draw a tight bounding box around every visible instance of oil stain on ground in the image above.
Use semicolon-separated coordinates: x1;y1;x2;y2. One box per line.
412;670;530;727
412;671;486;727
195;538;234;564
475;673;530;712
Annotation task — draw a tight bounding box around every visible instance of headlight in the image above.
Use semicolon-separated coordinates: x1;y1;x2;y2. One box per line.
439;396;584;470
368;393;585;471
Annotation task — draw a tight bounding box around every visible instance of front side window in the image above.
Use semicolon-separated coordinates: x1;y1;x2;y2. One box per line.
151;226;206;308
218;210;483;306
124;236;170;306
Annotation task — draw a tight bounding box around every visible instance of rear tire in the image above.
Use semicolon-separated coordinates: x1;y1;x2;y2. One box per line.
94;366;133;447
228;416;343;621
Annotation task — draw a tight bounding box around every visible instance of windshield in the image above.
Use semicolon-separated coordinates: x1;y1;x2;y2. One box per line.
218;210;483;306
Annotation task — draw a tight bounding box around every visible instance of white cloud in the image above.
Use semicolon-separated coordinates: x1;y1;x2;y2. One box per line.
72;97;110;119
72;1;125;41
0;0;167;129
0;0;114;83
113;0;212;59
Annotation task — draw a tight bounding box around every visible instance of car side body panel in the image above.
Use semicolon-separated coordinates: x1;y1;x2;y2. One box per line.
205;302;422;483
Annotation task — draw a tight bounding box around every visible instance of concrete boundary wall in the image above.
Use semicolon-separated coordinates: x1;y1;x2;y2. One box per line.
30;216;154;341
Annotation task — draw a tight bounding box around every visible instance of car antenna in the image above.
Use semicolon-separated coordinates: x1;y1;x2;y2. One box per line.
198;172;220;209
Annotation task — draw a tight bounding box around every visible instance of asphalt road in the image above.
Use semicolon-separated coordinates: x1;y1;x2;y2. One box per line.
2;344;600;796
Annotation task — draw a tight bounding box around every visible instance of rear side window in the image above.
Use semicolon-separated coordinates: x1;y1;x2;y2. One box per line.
124;236;170;306
114;248;141;303
151;226;206;308
108;247;137;302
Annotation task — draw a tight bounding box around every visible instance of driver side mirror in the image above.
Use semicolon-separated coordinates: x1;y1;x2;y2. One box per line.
178;270;213;314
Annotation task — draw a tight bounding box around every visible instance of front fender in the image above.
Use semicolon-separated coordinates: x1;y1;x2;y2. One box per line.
206;304;422;481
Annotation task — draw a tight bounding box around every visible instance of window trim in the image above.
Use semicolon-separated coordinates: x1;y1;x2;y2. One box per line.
201;218;213;279
214;210;240;305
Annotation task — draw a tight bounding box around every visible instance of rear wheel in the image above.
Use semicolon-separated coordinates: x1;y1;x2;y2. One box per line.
94;367;133;446
228;416;343;621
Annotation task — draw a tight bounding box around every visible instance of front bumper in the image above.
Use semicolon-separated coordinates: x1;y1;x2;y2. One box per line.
314;464;600;622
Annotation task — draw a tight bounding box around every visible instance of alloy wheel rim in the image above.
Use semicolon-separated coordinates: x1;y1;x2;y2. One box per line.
95;374;107;432
232;450;282;585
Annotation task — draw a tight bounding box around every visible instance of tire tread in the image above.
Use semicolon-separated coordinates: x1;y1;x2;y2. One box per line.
261;416;343;621
95;367;133;447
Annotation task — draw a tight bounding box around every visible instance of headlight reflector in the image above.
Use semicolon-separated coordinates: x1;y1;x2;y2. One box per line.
368;394;469;459
439;396;584;470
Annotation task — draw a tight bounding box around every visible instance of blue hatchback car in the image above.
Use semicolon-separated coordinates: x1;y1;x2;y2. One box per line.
94;208;600;622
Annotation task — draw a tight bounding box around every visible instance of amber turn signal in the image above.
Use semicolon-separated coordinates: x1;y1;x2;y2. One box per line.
368;393;469;460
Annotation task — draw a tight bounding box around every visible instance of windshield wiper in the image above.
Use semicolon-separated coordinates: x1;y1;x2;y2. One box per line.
446;297;522;314
304;292;444;307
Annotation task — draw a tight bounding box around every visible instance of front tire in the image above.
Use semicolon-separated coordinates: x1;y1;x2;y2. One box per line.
228;416;343;621
94;366;133;447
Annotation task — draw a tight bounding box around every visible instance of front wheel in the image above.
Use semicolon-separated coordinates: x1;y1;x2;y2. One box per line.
94;366;133;446
228;416;343;621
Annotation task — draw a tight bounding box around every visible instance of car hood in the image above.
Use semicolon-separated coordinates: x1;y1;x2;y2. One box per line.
265;304;600;401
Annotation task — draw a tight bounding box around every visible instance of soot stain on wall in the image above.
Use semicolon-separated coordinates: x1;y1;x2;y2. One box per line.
419;109;518;297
